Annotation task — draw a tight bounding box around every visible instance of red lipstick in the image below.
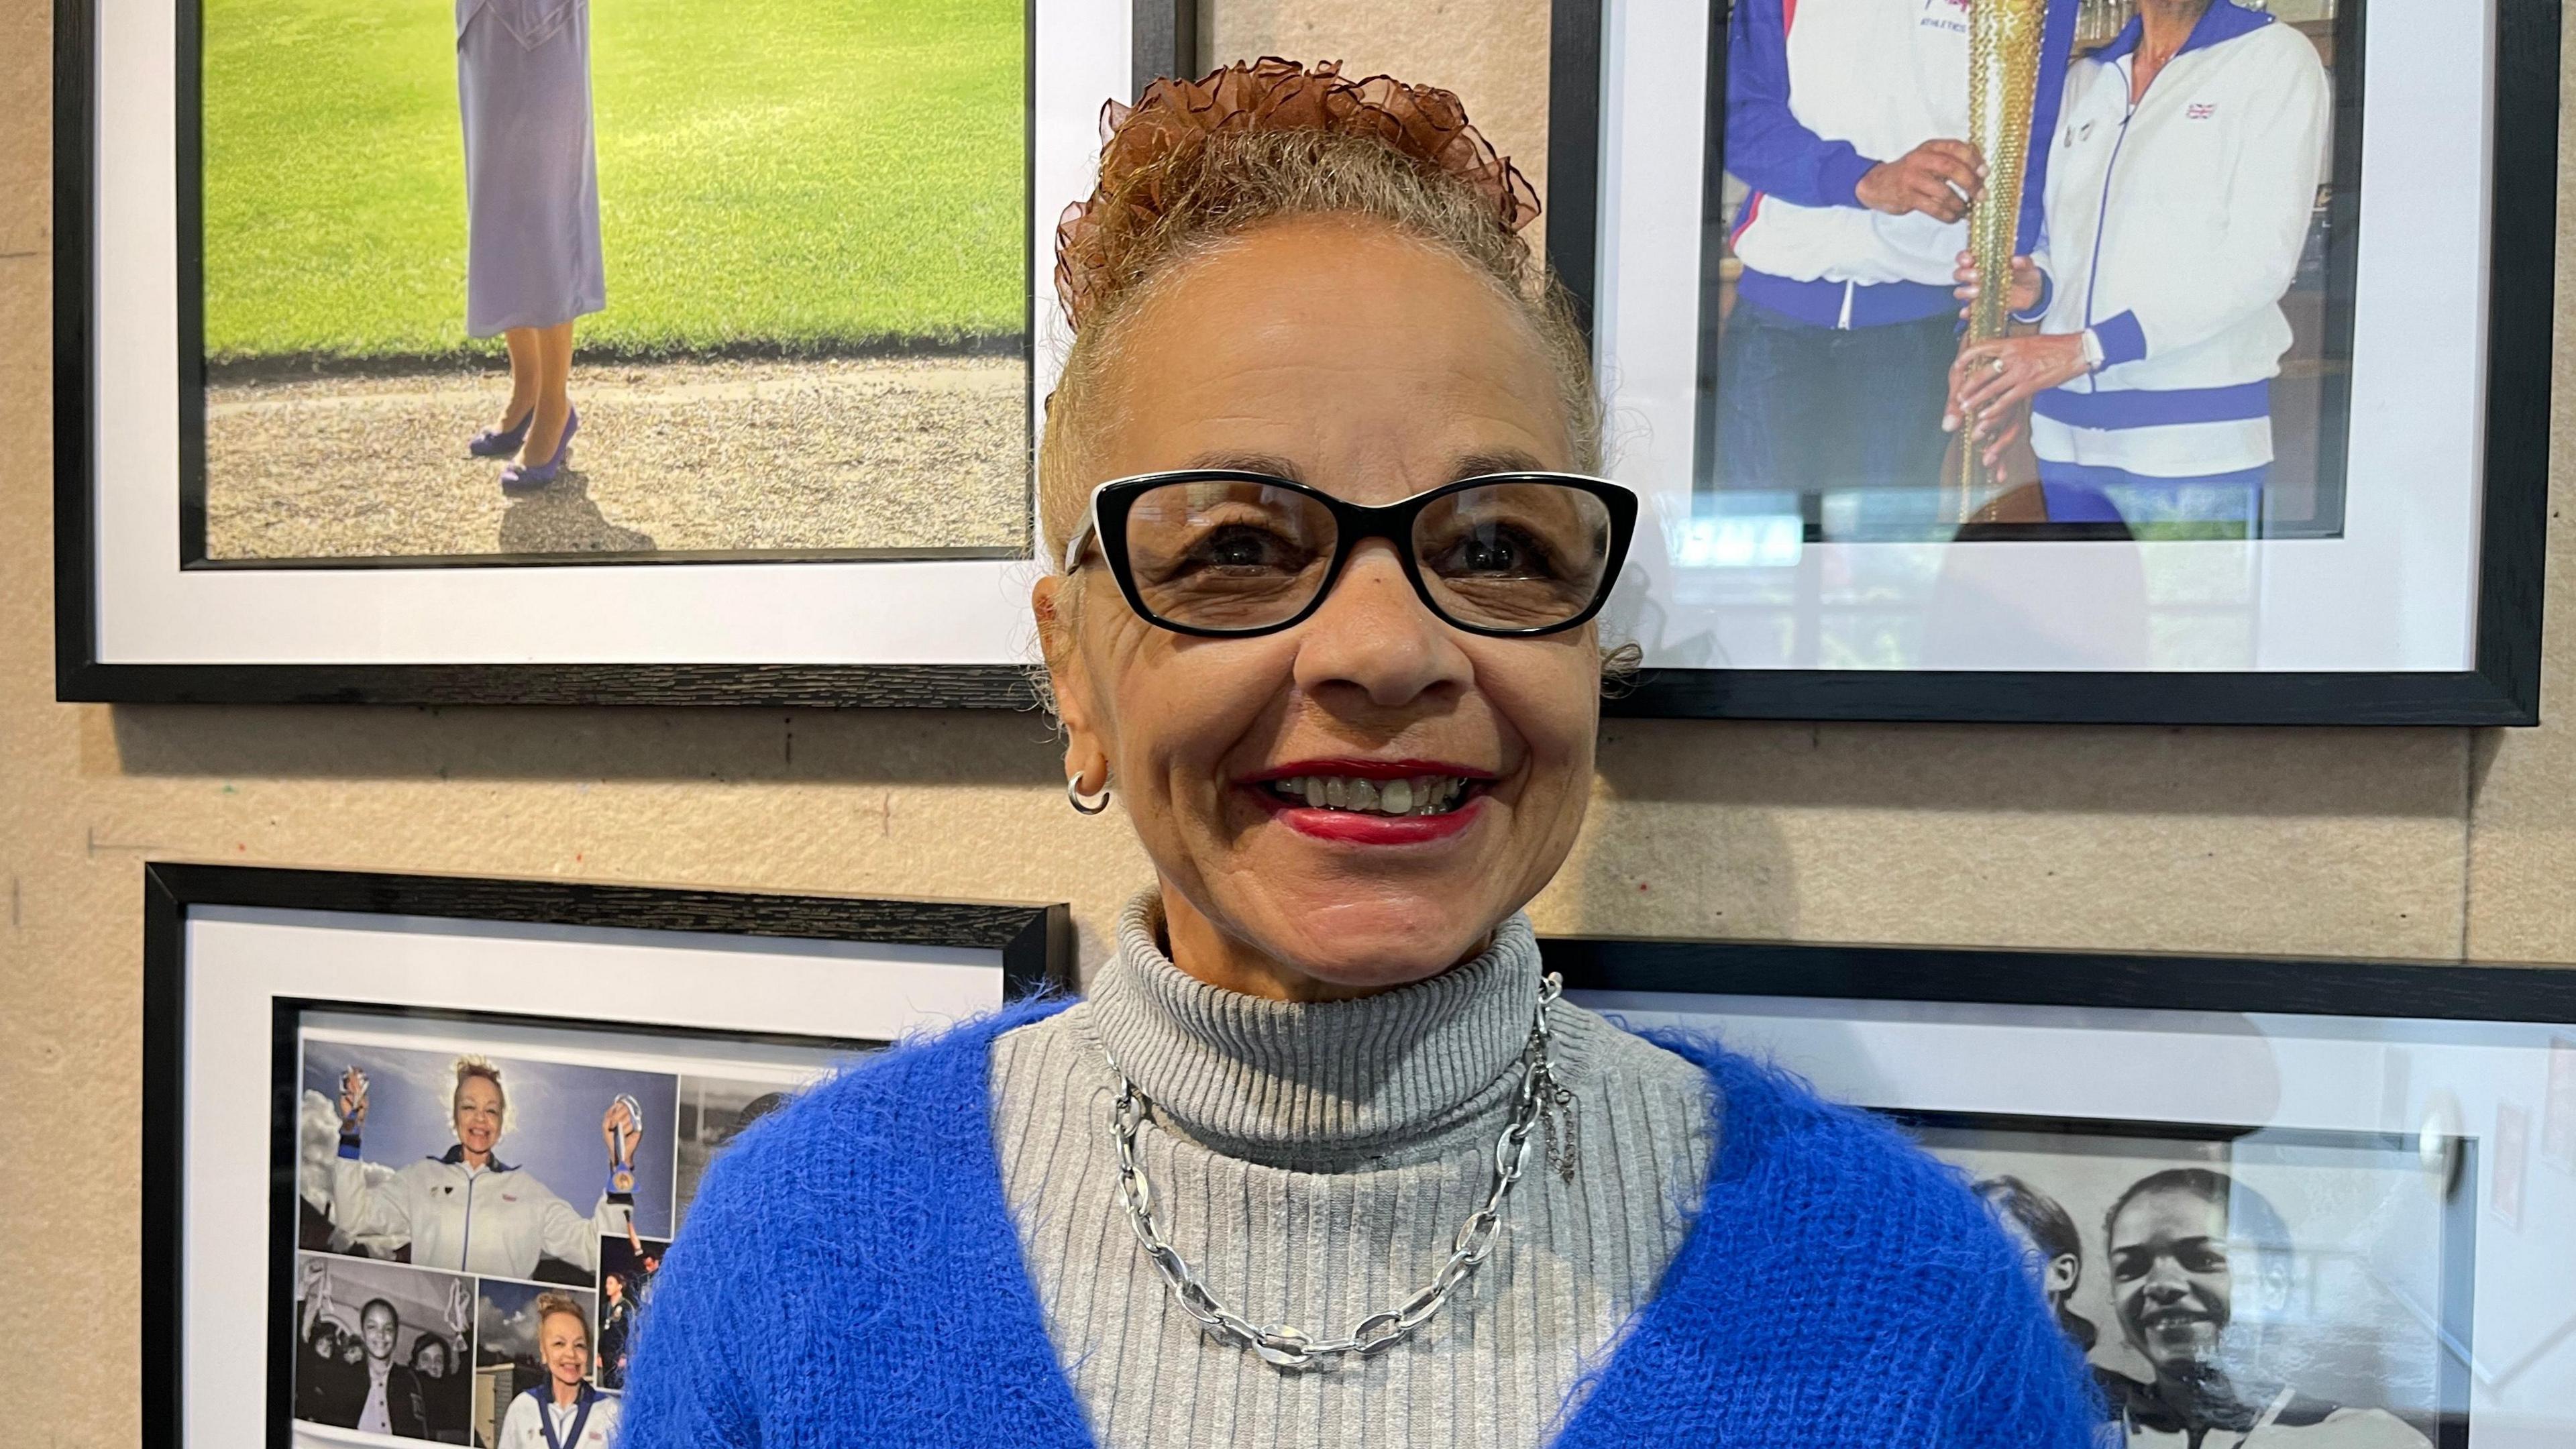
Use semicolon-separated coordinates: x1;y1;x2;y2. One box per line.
1247;786;1485;843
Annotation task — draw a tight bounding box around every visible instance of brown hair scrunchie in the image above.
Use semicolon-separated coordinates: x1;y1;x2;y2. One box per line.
1052;57;1541;331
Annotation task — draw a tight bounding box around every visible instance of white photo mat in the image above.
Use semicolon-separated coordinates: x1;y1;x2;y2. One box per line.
1587;0;2489;674
86;0;1128;666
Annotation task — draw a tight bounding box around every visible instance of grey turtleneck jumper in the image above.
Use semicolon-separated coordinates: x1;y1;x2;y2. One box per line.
988;896;1719;1449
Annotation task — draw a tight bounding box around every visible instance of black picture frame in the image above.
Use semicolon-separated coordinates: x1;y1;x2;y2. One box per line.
1133;0;1200;98
52;0;1059;708
1542;930;2576;1448
1544;0;2556;726
141;861;1071;1449
1541;933;2576;1025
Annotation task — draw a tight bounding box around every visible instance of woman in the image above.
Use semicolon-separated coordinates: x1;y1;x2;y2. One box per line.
496;1293;619;1449
411;1332;472;1445
1978;1174;2101;1352
1947;0;2329;526
456;0;605;492
329;1057;639;1280
297;1318;353;1423
618;60;2100;1446
2106;1172;2430;1447
594;1270;633;1390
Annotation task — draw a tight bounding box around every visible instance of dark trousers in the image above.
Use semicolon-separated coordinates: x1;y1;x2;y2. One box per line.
1711;301;1957;493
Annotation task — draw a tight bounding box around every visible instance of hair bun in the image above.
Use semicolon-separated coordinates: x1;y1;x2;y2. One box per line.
1053;57;1540;329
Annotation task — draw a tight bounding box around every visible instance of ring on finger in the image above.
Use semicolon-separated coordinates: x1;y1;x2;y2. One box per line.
1989;357;2007;374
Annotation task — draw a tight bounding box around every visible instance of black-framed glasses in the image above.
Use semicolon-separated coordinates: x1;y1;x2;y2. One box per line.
1063;470;1640;639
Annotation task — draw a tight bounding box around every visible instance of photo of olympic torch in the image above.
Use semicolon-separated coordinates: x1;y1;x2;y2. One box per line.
1951;0;2053;513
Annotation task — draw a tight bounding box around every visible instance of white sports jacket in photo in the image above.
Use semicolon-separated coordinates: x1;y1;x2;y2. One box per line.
1725;0;2074;329
329;1141;632;1280
2027;1;2332;483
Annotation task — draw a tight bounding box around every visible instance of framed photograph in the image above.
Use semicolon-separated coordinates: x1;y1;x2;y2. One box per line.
1548;933;2576;1444
1546;0;2555;723
52;0;1159;706
141;863;1069;1448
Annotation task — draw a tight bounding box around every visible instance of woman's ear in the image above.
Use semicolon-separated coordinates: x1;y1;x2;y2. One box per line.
1033;574;1110;790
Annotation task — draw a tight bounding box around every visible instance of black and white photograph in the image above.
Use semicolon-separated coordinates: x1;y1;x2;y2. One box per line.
672;1072;804;1232
1923;1116;2459;1446
291;1254;476;1446
292;1248;479;1433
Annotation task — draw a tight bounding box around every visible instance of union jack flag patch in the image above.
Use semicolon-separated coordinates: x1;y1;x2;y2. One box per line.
2187;102;2216;119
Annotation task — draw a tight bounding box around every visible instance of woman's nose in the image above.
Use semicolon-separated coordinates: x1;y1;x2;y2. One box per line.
1291;540;1474;708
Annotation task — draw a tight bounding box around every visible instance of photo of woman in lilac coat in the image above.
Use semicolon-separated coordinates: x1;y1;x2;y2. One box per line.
456;0;605;492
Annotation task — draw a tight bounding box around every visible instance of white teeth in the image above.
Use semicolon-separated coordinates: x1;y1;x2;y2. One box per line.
1267;774;1474;817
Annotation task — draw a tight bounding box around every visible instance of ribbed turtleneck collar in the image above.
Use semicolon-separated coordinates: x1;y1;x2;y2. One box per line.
1083;892;1543;1171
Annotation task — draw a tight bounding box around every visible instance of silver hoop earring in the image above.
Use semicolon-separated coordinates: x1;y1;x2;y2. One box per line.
1067;774;1112;816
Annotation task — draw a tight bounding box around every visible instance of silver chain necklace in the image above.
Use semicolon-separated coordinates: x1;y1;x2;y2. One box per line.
1104;971;1566;1373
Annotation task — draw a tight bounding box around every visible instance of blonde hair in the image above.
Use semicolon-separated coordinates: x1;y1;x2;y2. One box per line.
1038;60;1601;571
451;1057;506;1116
533;1291;590;1343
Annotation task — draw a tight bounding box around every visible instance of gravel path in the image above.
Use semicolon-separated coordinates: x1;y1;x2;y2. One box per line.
203;356;1030;561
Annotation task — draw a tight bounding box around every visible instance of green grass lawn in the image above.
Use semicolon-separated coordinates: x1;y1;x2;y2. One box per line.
202;0;1024;361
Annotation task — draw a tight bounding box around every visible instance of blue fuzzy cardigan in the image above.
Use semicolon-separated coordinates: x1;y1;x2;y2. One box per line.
618;999;2102;1446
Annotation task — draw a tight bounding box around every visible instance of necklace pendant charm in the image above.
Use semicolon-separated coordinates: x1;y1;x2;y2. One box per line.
1545;1084;1580;1185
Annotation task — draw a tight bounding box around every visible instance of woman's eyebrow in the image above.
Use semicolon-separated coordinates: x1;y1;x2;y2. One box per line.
1449;449;1548;480
1181;451;1305;480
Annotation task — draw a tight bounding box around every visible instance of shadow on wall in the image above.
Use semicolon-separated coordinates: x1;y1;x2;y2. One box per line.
1591;718;2477;820
1546;716;2477;941
105;704;1068;786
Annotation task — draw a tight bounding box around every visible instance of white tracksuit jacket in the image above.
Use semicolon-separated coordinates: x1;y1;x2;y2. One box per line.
2027;2;2331;483
496;1389;621;1449
330;1143;631;1280
1727;0;2074;329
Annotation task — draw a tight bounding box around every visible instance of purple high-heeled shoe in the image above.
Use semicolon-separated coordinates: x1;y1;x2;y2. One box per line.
499;405;579;494
468;407;535;458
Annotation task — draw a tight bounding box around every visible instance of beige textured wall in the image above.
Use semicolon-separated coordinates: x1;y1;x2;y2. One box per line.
1207;0;1555;219
3;0;2572;1438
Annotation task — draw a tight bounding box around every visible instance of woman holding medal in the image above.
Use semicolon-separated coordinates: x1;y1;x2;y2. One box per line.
327;1058;641;1281
496;1292;619;1449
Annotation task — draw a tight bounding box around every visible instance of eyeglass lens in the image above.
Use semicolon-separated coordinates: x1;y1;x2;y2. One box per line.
1120;479;1617;633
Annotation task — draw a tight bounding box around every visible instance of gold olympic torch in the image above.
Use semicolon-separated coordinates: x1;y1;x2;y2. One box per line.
1951;0;2052;513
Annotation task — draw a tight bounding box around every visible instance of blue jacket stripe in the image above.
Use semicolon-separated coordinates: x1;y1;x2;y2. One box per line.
2034;378;2269;430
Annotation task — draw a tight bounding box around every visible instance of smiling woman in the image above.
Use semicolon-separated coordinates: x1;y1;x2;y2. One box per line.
614;60;2106;1448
